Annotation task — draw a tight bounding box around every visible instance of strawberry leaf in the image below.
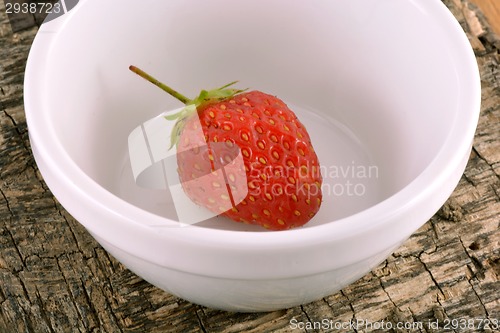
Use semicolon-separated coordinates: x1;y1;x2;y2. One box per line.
165;104;197;150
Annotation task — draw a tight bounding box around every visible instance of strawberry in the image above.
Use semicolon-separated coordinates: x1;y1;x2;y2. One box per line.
130;66;322;230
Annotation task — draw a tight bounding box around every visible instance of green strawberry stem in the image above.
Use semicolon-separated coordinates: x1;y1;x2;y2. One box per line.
129;65;191;104
129;65;247;148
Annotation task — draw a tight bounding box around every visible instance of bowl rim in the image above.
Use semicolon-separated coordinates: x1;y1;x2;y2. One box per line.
24;0;481;253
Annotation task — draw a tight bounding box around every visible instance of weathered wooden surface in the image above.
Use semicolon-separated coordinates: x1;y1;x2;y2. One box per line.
0;1;498;332
470;0;500;37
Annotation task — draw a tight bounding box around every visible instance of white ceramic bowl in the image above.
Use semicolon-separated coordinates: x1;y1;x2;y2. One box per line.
25;0;480;311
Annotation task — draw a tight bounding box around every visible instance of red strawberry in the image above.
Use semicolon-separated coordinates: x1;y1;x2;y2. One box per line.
130;66;322;230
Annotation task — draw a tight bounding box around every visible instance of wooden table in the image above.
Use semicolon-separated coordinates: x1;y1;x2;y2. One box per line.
0;1;498;332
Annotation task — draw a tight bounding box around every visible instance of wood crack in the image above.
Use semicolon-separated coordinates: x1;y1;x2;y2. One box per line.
339;290;358;333
299;305;317;333
55;256;98;333
194;307;208;333
458;237;491;317
472;147;500;181
0;187;13;218
33;285;56;333
418;254;447;303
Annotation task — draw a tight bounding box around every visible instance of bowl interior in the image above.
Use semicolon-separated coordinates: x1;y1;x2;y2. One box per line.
41;0;462;230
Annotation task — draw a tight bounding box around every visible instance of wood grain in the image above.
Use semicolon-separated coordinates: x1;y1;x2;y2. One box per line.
470;0;500;36
0;1;499;332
